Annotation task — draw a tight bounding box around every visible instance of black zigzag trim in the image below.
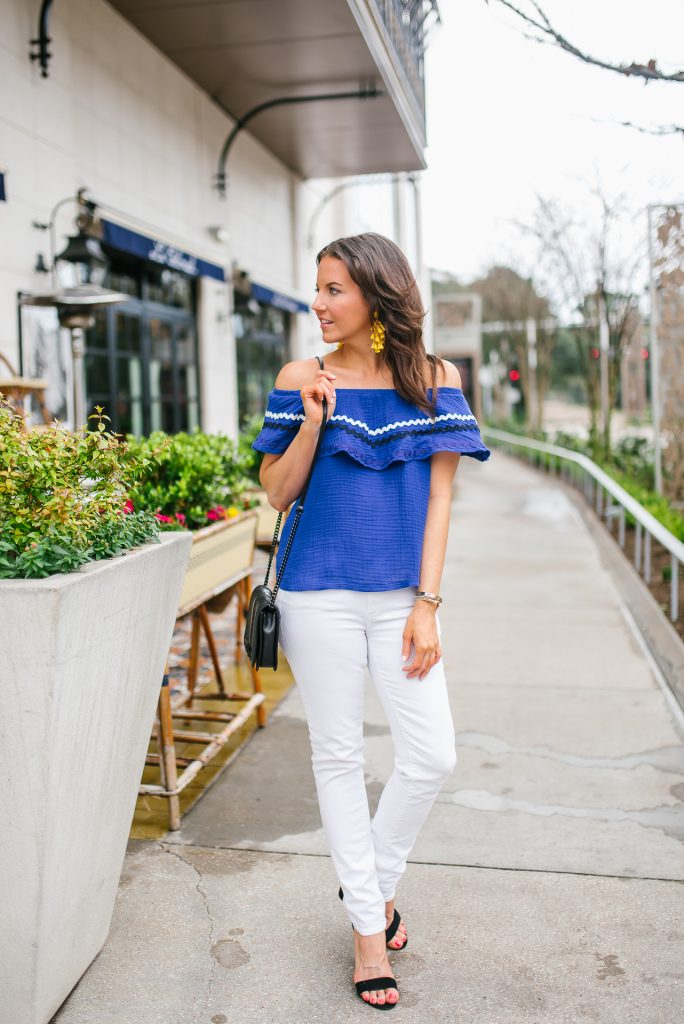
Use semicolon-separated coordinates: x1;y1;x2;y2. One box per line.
262;420;303;436
326;420;478;448
263;419;479;449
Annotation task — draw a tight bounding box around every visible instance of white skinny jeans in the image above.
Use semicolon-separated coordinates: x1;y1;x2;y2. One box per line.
277;585;457;935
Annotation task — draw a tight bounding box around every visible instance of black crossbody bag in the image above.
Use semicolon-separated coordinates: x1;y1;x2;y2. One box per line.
243;357;329;670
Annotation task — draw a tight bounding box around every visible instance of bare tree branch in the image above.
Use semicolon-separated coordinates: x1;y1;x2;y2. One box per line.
616;120;684;137
486;0;684;83
588;115;684;138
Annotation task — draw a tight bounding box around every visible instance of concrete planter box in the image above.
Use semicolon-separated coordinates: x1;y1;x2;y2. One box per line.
0;531;193;1024
177;510;258;614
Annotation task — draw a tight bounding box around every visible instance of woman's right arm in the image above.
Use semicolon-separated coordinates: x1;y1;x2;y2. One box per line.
259;361;337;511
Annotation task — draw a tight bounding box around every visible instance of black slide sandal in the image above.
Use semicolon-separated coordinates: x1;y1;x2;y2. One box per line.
384;907;407;950
355;976;399;1010
338;887;408;950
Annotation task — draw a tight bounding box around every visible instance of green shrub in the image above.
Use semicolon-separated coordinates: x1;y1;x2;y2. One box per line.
608;435;655;490
549;430;589;454
0;397;163;579
123;429;260;531
236;413;266;487
595;468;684;541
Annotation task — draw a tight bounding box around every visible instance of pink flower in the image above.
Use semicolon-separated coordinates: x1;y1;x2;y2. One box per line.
206;505;226;521
154;512;175;524
123;498;134;514
175;512;187;526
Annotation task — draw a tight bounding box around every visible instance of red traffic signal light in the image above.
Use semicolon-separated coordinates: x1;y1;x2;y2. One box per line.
590;347;599;359
509;369;520;382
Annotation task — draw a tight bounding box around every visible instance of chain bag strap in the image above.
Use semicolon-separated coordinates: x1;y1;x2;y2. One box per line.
268;387;327;598
243;355;328;669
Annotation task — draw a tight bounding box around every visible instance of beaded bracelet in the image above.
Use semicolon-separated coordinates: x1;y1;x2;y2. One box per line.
414;591;443;607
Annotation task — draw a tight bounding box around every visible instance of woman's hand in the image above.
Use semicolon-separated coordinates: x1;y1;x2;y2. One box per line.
401;602;442;680
301;370;337;425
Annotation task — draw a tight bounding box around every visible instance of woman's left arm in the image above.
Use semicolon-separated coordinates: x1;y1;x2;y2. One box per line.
401;450;461;679
402;358;463;680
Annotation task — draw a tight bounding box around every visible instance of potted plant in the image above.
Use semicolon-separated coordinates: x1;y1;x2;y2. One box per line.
237;411;288;546
0;398;193;1024
123;429;260;612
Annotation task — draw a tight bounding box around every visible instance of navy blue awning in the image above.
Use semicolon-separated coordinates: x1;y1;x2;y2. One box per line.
101;219;225;281
251;281;309;314
0;172;6;202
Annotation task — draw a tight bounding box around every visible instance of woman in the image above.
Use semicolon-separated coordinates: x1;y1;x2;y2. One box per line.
252;233;490;1009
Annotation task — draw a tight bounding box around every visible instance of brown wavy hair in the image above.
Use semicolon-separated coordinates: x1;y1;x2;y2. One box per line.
316;232;441;417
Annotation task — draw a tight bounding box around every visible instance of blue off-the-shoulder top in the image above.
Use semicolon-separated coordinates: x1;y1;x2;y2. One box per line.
251;385;491;591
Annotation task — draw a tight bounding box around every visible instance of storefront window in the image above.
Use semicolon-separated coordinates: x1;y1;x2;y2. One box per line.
107;269;140;299
146;266;193;310
84;255;200;437
234;295;291;426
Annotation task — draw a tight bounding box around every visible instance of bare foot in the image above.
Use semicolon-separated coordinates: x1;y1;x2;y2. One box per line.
353;929;399;1007
385;899;408;950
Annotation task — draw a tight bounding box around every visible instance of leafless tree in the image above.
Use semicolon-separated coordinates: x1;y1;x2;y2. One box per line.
520;186;646;454
468;266;554;432
485;0;683;135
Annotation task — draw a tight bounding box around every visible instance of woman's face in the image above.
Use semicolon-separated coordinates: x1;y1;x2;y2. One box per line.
312;255;371;346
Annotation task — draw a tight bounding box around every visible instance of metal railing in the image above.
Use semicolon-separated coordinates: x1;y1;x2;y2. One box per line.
372;0;440;113
483;427;684;624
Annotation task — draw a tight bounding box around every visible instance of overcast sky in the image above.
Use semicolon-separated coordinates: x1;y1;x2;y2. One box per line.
421;0;684;281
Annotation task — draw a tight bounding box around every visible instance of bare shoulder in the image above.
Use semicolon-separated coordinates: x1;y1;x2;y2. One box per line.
434;358;462;389
274;358;320;390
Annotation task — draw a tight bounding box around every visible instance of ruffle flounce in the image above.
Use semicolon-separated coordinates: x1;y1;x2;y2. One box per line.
252;387;491;468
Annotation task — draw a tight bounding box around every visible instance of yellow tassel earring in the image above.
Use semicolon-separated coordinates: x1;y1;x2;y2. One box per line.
369;311;386;353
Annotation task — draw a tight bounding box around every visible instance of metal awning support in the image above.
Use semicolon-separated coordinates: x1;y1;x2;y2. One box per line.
215;85;383;196
29;0;54;78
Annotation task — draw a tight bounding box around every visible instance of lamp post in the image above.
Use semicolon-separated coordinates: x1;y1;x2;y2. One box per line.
20;192;126;433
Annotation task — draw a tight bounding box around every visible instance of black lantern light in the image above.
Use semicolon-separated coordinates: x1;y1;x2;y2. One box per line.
20;189;127;433
55;230;109;289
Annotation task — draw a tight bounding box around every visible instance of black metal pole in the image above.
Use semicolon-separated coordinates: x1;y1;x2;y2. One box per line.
214;85;383;195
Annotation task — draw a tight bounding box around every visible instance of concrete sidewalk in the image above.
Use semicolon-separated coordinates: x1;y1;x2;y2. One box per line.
53;451;684;1024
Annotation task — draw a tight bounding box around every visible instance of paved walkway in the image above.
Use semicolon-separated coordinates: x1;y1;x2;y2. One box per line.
53;451;684;1024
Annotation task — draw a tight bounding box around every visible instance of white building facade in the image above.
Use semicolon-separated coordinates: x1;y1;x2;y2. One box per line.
1;0;439;438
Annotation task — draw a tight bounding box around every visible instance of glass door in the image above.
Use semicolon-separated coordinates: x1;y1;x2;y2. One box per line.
114;310;144;437
176;320;200;433
148;316;176;433
147;314;200;434
84;255;200;438
85;303;200;437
